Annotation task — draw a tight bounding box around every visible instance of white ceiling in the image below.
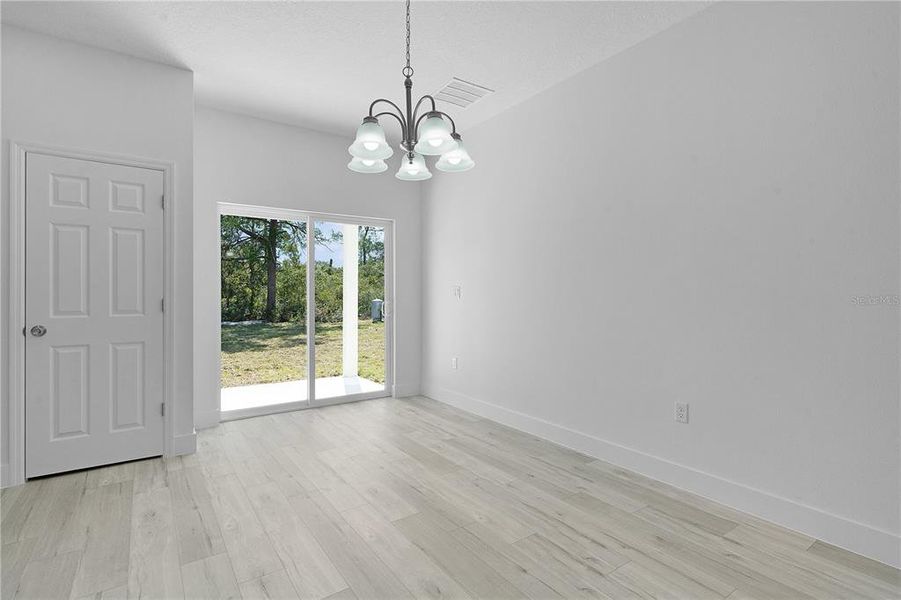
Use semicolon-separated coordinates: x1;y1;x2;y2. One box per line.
1;1;709;137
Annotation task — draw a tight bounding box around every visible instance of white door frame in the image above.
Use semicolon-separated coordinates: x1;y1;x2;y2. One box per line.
6;141;177;488
216;202;395;420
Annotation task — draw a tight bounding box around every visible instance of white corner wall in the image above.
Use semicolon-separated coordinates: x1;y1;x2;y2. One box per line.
422;2;900;567
193;107;422;428
1;26;196;485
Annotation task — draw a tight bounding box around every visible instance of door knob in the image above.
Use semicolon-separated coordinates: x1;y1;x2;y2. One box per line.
30;325;47;337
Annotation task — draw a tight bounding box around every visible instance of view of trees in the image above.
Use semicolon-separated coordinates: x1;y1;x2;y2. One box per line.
220;216;385;323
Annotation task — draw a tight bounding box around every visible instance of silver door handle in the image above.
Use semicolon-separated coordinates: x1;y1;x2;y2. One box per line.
382;301;390;318
30;325;47;337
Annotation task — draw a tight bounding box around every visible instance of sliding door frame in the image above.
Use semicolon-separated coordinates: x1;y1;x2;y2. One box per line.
217;202;394;420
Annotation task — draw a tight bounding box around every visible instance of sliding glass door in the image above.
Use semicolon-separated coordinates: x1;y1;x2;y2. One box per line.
311;220;388;403
219;206;391;419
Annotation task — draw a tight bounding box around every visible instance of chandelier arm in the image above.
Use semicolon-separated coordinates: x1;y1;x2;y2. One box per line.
413;112;429;139
413;95;437;122
373;110;407;134
432;111;457;134
368;98;406;122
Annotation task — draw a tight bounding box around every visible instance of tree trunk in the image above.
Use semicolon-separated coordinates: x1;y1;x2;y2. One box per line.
248;260;256;320
264;219;278;322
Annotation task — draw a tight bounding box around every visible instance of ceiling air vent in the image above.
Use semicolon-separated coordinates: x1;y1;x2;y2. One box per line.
434;77;494;109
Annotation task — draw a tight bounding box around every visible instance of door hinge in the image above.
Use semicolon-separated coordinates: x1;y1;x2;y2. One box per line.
161;297;165;312
161;403;166;417
161;195;165;209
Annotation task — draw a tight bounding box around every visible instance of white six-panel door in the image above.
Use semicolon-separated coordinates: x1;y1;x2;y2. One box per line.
25;153;165;478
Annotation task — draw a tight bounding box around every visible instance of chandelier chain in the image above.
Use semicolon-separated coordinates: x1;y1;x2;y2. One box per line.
405;0;411;71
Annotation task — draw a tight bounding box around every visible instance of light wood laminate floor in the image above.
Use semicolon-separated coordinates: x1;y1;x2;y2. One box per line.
2;397;899;599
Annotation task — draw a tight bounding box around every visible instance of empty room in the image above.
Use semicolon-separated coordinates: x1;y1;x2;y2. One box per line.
1;1;899;598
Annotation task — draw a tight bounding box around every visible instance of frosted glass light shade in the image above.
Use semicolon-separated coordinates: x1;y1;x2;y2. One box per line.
348;157;388;173
414;113;457;155
349;117;393;160
436;136;475;172
395;152;432;181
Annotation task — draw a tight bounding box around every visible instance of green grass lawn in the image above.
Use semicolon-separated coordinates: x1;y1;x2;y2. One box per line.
221;320;385;388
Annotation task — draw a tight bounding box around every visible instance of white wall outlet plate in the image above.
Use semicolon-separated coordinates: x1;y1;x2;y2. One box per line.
675;402;689;424
453;285;462;299
451;357;458;369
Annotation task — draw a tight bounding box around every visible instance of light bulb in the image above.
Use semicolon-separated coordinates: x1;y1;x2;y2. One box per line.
348;156;388;173
435;134;474;172
395;152;431;180
414;113;457;155
349;117;393;159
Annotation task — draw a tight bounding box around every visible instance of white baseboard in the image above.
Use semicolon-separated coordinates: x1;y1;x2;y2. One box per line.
422;383;901;569
393;382;420;398
194;408;221;430
170;430;197;456
0;463;8;488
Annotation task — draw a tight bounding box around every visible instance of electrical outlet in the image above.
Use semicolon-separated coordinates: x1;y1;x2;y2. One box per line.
675;402;689;424
451;357;458;370
453;285;462;299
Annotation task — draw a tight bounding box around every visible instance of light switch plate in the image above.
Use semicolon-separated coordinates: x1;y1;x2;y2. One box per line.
675;402;689;424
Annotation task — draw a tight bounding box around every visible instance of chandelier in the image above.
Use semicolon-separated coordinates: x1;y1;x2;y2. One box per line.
347;0;474;180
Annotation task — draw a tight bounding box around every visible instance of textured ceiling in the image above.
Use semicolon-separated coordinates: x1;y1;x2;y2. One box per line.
1;1;710;137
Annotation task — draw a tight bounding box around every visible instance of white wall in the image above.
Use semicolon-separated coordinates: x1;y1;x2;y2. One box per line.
193;107;422;427
422;2;900;567
1;26;196;484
